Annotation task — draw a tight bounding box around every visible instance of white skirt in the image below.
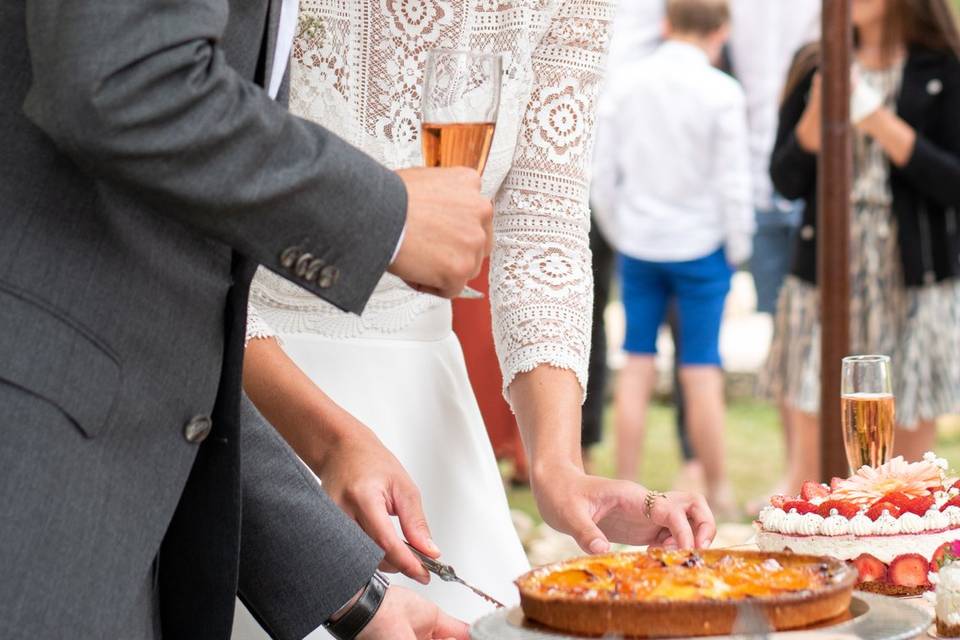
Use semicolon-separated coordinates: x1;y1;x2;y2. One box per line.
232;302;529;638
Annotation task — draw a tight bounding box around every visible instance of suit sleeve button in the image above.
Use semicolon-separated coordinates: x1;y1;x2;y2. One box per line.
280;246;302;269
317;265;340;289
184;415;213;443
294;253;315;278
304;258;326;282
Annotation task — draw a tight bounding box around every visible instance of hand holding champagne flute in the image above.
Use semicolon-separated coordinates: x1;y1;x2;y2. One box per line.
841;355;895;471
421;49;502;299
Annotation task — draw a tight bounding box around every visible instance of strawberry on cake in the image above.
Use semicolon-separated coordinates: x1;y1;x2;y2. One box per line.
756;453;960;596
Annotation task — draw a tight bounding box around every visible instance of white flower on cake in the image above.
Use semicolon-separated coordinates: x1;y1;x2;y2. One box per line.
832;456;943;505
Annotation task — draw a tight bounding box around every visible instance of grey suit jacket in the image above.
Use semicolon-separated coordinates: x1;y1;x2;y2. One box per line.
0;0;401;637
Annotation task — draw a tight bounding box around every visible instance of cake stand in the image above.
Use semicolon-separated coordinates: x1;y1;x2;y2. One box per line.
470;593;932;640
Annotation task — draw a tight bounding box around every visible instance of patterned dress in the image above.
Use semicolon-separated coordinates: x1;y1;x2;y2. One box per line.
765;62;960;428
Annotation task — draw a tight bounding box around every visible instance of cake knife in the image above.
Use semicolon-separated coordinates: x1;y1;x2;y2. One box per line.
404;542;506;609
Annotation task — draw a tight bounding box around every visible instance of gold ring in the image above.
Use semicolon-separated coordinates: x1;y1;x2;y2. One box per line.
644;491;666;519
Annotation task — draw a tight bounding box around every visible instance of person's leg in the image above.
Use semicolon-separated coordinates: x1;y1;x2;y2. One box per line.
750;200;802;315
673;250;735;515
615;355;658;481
668;303;704;492
614;255;669;482
581;222;615;473
894;420;937;463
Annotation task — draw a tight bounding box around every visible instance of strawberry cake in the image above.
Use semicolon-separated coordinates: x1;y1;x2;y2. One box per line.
756;453;960;596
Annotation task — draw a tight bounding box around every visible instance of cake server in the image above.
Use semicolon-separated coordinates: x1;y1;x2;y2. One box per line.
404;541;505;609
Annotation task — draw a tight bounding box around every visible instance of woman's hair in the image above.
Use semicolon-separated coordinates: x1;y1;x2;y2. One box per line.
883;0;960;59
780;0;960;103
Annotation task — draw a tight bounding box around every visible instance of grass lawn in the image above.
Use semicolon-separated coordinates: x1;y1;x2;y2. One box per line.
506;398;960;524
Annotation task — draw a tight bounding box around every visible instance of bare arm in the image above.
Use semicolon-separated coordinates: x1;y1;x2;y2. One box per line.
243;336;435;583
510;366;716;552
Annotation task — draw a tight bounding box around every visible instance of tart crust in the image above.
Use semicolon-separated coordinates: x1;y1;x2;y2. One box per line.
516;550;856;638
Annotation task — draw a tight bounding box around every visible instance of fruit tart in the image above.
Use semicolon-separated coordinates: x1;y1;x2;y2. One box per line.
515;549;855;638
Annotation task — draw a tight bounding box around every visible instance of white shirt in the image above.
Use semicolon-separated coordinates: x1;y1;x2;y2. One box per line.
592;41;754;264
728;0;821;210
269;0;299;99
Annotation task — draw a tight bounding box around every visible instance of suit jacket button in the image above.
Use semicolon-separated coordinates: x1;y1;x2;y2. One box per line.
317;265;340;289
294;253;315;278
280;246;302;269
304;258;326;282
927;79;943;95
800;225;815;241
184;415;213;443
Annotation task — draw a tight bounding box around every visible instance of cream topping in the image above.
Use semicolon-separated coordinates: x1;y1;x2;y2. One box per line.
926;509;951;531
821;514;850;536
848;513;875;536
797;513;824;535
936;563;960;626
899;512;925;533
946;507;960;528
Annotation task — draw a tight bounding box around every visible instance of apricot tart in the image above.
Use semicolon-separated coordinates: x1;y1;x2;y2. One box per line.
515;549;856;638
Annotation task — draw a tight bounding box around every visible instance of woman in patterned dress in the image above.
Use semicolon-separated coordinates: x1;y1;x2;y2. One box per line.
232;0;717;636
765;0;960;491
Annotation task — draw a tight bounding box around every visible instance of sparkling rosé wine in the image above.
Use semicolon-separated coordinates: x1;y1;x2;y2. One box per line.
421;122;496;173
841;392;895;470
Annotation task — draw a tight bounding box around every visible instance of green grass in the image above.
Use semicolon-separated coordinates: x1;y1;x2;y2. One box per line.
506;398;960;524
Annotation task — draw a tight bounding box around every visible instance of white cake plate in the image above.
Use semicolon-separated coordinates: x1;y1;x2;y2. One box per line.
470;593;932;640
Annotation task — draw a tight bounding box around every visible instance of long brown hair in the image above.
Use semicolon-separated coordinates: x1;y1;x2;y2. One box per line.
781;0;960;103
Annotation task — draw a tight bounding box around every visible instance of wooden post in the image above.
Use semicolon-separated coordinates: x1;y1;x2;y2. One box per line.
819;0;853;481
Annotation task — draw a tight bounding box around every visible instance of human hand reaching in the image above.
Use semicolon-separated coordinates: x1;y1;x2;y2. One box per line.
388;167;493;298
532;464;716;553
314;410;438;584
796;72;823;153
356;586;469;640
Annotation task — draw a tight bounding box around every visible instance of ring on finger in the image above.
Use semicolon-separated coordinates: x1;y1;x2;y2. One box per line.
643;490;667;519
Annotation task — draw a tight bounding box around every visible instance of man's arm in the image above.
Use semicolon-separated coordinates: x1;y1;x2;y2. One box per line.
237;394;384;639
24;0;403;313
237;395;470;640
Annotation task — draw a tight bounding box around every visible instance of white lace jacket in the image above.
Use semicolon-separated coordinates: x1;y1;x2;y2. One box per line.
247;0;614;398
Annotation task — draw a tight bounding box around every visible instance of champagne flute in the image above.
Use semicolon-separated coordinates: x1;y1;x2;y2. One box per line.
841;355;895;471
421;49;502;299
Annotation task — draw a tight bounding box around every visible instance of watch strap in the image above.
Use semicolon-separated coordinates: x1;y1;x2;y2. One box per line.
324;571;389;640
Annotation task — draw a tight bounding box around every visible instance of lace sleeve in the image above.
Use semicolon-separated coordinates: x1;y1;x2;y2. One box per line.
490;0;613;403
246;272;280;345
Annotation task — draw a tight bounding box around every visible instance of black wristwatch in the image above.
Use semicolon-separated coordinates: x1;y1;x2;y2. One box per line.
324;571;389;640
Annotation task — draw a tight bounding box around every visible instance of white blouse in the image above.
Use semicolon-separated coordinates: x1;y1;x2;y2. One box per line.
247;0;614;397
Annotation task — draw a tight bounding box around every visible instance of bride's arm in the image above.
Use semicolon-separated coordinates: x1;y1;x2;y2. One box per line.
494;0;715;551
242;296;436;582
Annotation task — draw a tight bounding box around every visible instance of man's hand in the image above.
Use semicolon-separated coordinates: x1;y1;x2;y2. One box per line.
315;414;439;584
357;586;469;640
532;464;716;553
388;167;493;298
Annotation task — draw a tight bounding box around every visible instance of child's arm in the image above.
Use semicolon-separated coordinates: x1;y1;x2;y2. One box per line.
715;88;755;266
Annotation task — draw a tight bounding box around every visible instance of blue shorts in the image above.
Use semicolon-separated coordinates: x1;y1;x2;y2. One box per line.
618;249;732;366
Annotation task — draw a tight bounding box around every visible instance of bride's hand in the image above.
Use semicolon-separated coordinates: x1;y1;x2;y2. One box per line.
315;417;439;584
531;464;716;553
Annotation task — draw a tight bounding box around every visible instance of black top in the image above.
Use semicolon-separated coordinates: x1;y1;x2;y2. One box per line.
771;46;960;287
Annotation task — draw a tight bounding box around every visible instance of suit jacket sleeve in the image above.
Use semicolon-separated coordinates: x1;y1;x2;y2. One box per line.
23;0;404;314
899;57;960;209
237;394;384;640
770;68;818;202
